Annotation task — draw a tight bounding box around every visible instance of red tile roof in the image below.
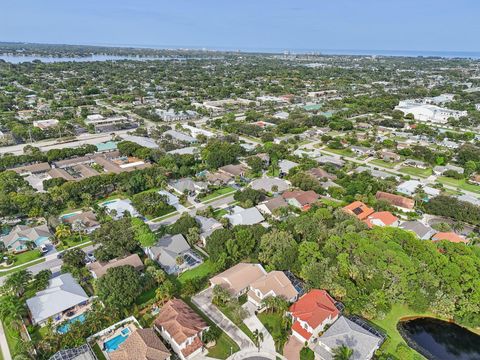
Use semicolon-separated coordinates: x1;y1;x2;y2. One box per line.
364;211;398;228
282;190;320;206
289;290;339;331
432;232;468;244
342;201;375;220
376;191;415;210
291;320;313;341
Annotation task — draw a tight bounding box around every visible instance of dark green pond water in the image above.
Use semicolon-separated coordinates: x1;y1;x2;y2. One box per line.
399;318;480;360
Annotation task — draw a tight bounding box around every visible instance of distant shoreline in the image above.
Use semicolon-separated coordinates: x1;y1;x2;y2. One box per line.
1;40;479;59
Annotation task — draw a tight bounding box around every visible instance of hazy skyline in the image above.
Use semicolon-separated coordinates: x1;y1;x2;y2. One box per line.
2;0;479;53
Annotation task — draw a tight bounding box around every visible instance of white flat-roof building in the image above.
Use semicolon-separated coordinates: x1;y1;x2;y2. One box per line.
182;124;215;138
395;100;467;124
155;109;198;122
33;119;59;130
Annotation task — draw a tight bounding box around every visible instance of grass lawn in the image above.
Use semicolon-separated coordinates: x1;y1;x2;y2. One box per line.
3;320;21;358
371;304;433;359
200;187;236;202
135;287;157;308
324;147;354;157
398;166;433;178
437;177;480;194
216;303;255;341
0;258;45;276
213;208;228;219
150;210;179;223
177;260;216;285
370;159;399;169
257;311;288;352
11;249;42;267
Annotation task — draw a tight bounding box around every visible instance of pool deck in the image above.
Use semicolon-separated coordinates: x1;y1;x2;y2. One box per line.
96;322;138;356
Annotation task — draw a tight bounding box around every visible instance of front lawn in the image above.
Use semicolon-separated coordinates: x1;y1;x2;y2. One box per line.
399;166;433;178
199;187;236;203
258;311;289;353
10;249;42;267
370;159;399;169
324;147;354;157
216;302;254;341
437;177;480;194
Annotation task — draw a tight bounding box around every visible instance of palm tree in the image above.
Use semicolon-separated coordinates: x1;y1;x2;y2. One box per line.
252;329;264;352
4;270;32;296
332;345;354;360
54;224;71;242
0;295;26;321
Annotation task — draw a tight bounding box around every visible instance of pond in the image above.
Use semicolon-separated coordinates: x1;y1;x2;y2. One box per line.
399;317;480;360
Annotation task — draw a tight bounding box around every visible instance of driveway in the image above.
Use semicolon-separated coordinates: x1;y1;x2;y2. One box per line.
192;288;254;349
283;335;303;360
242;302;276;354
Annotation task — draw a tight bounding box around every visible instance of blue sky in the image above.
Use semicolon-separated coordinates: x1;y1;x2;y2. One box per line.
1;0;478;53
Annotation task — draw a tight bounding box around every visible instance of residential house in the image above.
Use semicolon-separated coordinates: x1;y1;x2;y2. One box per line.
433;164;464;175
288;289;340;343
432;232;468;244
282;190;320;211
195;216;223;246
351;145;374;156
342;201;375;221
380;150;401;162
87;254;144;279
399;221;436;240
457;194;480;206
315;155;345;168
154;299;208;360
109;328;171;360
364;211;399;228
354;166;397;180
247;271;299;309
169;178;207;196
375;191;415;211
145;234;202;275
11;162;51;176
26;273;90;326
278;159;299;175
100;199;140;219
306;167;337;181
206;171;233;186
313;316;382;360
1;224;51;253
33;119;59;130
164;130;197;144
250;177;290;193
397;180;440;198
223;206;265;226
210;263;267;297
218;163;249;178
403;159;428;169
256;196;289;217
61;211;100;233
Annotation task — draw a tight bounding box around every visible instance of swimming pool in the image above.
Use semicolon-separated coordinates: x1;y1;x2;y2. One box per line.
60;211;81;220
104;328;131;352
56;313;87;334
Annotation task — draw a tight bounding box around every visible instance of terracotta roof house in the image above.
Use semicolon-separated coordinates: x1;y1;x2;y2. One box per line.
210;263;267;297
87;254;144;279
342;201;375;221
109;328;171;360
247;271;299;309
154;299;208;360
364;211;399;228
432;232;468;244
282;190;320;211
1;224;52;253
218;163;249;177
375;191;415;210
313;316;382;360
61;210;100;233
307;167;337;181
288;289;340;343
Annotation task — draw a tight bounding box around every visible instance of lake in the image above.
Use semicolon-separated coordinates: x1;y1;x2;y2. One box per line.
399;318;480;360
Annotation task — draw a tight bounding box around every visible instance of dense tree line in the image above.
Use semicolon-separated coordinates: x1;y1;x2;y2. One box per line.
423;195;480;225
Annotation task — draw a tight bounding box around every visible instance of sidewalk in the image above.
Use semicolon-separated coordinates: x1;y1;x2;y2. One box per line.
0;321;12;360
242;303;276;354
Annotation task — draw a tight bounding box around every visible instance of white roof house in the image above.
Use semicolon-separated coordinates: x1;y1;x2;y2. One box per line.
224;206;265;226
33;119;59;130
121;135;159;149
182;124;215;138
100;199;140;219
26;273;89;325
397;180;440;198
278;160;299;174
